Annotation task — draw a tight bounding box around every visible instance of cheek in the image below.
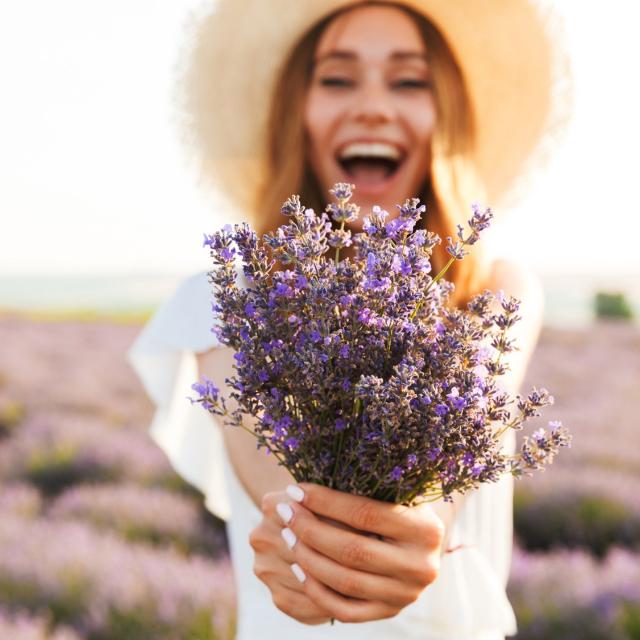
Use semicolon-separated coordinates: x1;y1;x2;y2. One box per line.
398;99;437;193
408;97;437;145
304;90;327;180
304;89;347;190
304;89;332;156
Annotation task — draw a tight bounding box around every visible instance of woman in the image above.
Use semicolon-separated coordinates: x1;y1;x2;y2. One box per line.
129;1;570;638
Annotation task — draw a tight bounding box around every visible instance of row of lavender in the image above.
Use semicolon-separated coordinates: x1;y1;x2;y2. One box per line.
506;322;640;639
513;322;640;560
12;406;636;560
0;315;639;638
0;316;236;639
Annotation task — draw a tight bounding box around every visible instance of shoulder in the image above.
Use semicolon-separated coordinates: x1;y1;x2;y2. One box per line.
133;271;218;354
157;271;212;330
485;258;545;347
480;260;545;393
486;259;543;301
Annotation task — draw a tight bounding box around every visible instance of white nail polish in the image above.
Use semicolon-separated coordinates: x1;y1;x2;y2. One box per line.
286;484;305;502
281;527;297;549
291;562;306;583
276;502;293;524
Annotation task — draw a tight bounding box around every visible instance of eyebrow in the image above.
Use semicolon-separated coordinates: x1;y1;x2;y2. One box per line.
314;50;429;64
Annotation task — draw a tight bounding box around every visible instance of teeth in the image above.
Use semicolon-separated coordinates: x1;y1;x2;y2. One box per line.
339;142;402;161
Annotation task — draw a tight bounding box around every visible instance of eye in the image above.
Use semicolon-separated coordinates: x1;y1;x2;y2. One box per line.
319;76;355;88
392;78;432;90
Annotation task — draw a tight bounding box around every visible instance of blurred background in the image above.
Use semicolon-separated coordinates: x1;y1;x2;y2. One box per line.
0;1;639;639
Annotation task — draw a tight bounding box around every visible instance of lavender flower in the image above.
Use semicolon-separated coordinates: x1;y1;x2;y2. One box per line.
0;413;175;493
508;545;640;640
0;608;81;640
514;465;640;557
191;185;569;504
0;514;235;639
48;483;225;554
0;483;41;518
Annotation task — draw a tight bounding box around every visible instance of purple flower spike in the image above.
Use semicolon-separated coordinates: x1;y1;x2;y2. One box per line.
329;182;354;201
193;182;569;506
190;377;220;410
281;194;303;216
390;466;404;481
335;418;347;432
435;403;449;416
446;237;468;260
362;217;378;235
469;203;493;233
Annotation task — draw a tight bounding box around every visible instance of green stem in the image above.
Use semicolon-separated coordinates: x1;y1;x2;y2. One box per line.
211;403;289;468
493;413;521;440
424;256;456;296
369;474;386;499
331;430;345;488
334;215;346;266
399;474;441;504
411;492;446;505
424;227;480;297
409;300;423;322
386;323;394;355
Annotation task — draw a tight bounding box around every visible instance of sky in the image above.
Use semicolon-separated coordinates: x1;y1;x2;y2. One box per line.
1;0;639;278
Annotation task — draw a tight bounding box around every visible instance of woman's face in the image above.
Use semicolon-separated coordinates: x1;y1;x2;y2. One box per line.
304;5;436;229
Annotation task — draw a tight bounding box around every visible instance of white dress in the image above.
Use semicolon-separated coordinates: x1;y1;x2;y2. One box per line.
127;271;518;640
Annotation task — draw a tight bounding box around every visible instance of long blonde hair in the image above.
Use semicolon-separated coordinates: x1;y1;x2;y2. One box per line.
255;1;490;307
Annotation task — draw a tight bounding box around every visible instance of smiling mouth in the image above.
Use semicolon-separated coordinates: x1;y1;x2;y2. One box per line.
340;157;400;181
336;142;405;185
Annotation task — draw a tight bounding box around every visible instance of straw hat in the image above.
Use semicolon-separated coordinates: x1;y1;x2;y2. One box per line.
172;0;572;215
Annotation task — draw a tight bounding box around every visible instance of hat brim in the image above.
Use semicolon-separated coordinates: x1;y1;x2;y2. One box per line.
173;0;572;213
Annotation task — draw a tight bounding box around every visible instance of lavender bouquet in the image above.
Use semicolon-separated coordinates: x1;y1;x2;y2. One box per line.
191;184;570;505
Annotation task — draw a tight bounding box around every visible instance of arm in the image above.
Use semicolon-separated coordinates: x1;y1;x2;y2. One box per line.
197;346;294;506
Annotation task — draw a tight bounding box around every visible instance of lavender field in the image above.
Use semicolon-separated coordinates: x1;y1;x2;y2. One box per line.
0;313;638;638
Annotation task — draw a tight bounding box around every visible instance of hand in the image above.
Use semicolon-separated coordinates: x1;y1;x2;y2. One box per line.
249;488;333;625
252;483;446;624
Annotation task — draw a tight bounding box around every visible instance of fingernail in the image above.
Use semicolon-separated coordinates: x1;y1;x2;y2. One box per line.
291;562;306;583
276;502;293;524
281;527;297;549
286;484;304;502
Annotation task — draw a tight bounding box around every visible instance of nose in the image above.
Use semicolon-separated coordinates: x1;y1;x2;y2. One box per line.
349;81;394;126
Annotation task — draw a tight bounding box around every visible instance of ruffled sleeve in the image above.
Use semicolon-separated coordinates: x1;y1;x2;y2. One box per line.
126;271;232;521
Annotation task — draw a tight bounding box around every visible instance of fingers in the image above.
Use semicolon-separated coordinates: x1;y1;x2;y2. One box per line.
251;491;333;625
283;504;414;577
291;530;420;606
256;485;443;625
282;504;439;589
272;585;332;625
290;564;399;624
291;483;408;539
249;509;295;563
273;585;332;625
252;548;306;593
292;483;445;547
261;490;292;526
